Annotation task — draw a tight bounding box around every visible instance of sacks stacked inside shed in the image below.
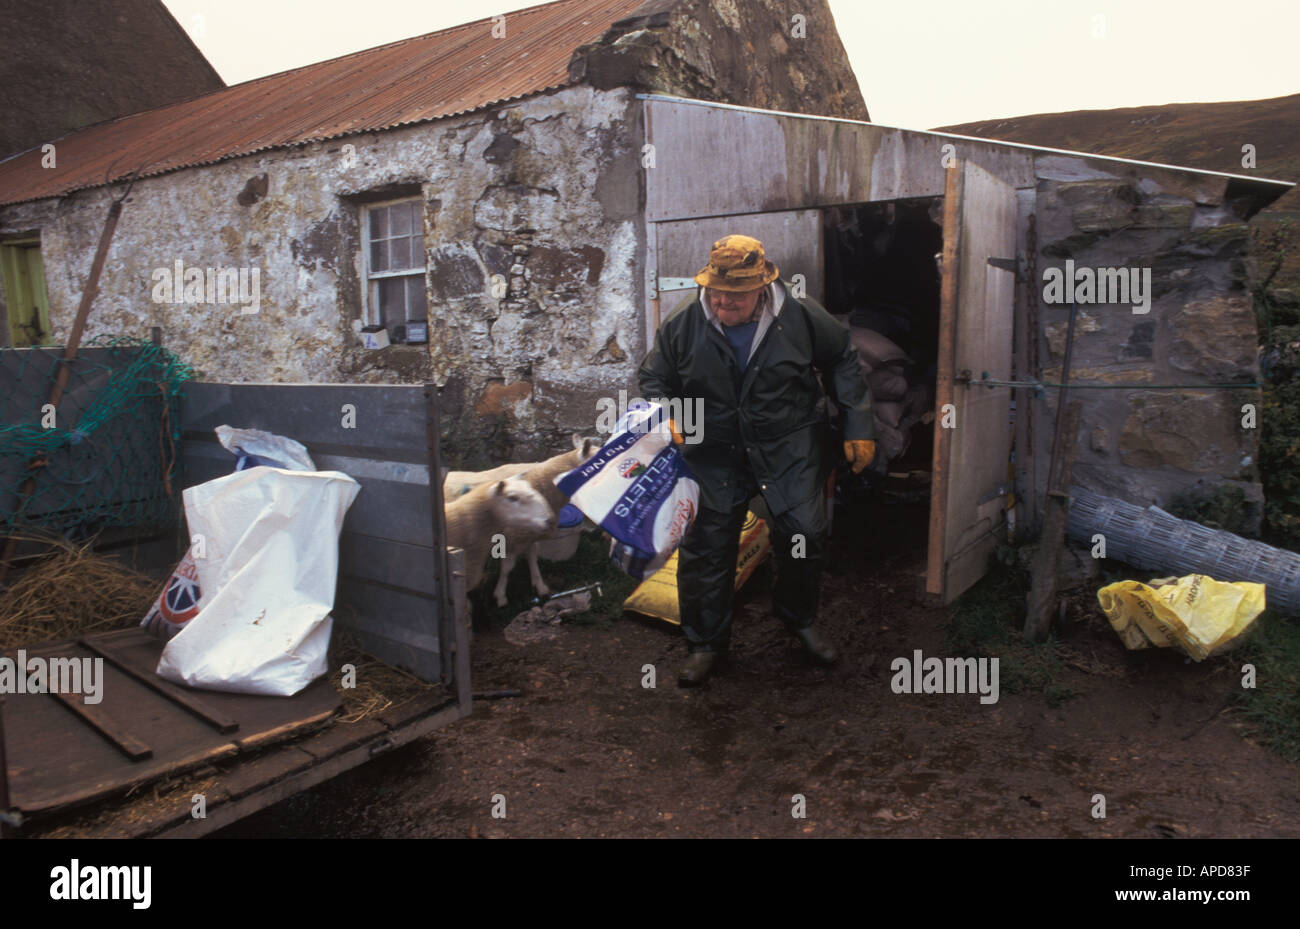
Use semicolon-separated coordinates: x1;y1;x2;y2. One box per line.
842;313;933;472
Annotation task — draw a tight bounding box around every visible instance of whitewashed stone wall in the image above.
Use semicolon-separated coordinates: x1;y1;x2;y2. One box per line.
0;86;646;468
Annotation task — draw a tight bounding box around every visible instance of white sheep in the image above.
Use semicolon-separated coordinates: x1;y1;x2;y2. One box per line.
444;477;555;596
445;435;601;606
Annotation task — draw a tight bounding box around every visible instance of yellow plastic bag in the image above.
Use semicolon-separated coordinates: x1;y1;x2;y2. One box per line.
1096;574;1265;661
623;511;770;624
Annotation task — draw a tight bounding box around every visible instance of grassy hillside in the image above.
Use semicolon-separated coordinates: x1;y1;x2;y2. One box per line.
939;94;1299;314
937;93;1300;208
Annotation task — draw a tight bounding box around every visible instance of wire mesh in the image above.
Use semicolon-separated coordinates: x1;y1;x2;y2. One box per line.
0;336;194;538
1067;486;1300;616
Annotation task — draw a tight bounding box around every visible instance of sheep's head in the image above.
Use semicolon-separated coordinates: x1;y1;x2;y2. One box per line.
492;478;555;533
570;433;602;464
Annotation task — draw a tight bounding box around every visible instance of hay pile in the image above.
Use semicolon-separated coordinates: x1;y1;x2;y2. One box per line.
328;622;441;723
0;534;157;650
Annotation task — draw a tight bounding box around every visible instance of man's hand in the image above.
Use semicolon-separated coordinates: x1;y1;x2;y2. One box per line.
844;439;876;474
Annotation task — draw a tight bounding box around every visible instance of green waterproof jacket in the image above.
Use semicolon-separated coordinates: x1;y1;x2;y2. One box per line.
637;280;874;516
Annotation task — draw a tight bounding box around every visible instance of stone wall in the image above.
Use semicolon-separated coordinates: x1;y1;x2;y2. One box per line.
1031;154;1263;531
0;85;645;469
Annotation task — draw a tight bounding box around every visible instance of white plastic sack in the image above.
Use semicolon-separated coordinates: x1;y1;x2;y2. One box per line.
216;424;316;471
156;466;360;696
555;401;699;580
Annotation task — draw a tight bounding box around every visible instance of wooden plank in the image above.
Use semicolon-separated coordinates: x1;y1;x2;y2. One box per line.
1012;189;1038;539
49;689;152;761
927;162;963;598
293;717;391;762
152;702;467;838
4;677;239;817
201;745;319;802
335;579;442;682
448;547;472;711
342;477;438;547
926;161;1018;604
339;535;439;594
375;690;456;731
180;382;430;459
27;699;467;838
3;629;341;817
80;634;240;733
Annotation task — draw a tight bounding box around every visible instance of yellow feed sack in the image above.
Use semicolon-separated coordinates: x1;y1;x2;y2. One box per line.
623;511;770;624
1096;574;1265;661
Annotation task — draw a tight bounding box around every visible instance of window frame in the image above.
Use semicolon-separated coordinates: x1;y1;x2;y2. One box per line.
359;196;428;331
1;234;52;347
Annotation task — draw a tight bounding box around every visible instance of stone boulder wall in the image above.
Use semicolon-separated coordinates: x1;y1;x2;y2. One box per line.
569;0;869;121
1033;157;1264;534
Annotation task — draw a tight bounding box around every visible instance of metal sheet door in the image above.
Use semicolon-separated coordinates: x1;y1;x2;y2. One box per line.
649;210;824;339
926;161;1018;604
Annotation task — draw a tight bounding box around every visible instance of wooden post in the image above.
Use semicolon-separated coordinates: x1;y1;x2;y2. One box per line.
926;161;963;598
423;384;470;712
1024;400;1083;642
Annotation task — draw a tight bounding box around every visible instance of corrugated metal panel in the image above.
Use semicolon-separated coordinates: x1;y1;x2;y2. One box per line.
0;0;639;206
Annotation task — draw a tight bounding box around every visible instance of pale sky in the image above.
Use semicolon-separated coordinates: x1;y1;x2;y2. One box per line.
161;0;1299;129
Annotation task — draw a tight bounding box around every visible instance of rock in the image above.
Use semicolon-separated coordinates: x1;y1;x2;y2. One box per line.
476;378;533;416
1090;426;1108;454
1045;310;1103;358
503;591;593;645
1168;295;1259;380
1118;392;1247;473
1054;179;1139;233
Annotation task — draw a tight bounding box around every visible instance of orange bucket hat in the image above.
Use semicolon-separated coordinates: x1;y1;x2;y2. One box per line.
694;234;780;292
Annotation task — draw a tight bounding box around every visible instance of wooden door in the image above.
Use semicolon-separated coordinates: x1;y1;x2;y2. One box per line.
926;161;1018;603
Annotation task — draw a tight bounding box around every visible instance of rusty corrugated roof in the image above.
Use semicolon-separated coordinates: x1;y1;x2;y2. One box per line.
0;0;642;206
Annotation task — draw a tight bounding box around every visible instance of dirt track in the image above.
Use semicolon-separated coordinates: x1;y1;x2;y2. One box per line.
217;498;1300;839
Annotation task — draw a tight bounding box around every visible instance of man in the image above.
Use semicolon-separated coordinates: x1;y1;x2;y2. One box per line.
638;234;876;686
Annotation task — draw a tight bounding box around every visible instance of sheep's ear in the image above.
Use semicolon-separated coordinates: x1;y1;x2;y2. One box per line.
583;437;598;457
493;480;507;495
571;433;583;450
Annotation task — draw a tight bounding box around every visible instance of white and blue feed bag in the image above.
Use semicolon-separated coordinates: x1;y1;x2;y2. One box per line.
554;401;699;580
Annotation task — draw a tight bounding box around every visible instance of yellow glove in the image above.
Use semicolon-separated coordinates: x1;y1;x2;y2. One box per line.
667;418;685;446
844;439;876;474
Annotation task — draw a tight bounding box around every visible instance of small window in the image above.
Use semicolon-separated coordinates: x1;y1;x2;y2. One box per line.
362;199;427;333
1;236;52;347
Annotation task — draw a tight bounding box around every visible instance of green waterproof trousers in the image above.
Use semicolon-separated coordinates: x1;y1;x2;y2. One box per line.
677;466;827;654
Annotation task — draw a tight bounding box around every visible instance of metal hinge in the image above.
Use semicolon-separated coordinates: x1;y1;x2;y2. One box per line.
978;481;1015;505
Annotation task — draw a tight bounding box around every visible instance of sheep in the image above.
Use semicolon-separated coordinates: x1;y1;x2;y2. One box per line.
444;477;555;596
444;435;602;606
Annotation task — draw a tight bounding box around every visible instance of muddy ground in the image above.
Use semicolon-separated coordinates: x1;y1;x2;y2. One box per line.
217;496;1300;839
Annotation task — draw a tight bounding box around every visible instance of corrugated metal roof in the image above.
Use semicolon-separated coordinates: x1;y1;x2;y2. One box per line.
0;0;641;206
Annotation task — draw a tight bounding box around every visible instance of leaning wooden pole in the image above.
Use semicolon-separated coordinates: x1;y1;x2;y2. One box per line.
0;194;126;582
1024;400;1083;642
